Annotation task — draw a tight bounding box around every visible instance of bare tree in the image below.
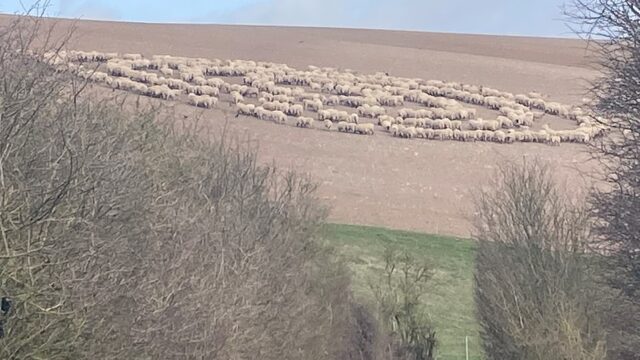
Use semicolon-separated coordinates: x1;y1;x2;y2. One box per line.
566;2;640;358
0;8;373;360
473;160;607;360
370;247;437;360
566;0;640;297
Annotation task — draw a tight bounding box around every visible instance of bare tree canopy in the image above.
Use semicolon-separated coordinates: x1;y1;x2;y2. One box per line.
567;0;640;299
566;2;640;359
473;160;607;360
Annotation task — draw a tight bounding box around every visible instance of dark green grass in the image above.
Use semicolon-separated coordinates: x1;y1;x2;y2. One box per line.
324;223;483;360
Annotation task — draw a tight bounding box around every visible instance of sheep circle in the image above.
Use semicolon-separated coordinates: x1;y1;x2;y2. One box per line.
56;50;610;146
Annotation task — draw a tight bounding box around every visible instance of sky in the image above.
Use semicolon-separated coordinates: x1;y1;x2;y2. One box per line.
0;0;576;38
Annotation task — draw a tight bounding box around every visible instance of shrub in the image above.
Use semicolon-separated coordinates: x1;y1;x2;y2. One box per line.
0;11;365;359
473;160;607;360
370;247;437;360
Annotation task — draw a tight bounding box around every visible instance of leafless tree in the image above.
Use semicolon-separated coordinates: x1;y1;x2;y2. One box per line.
566;2;640;358
370;247;437;360
473;160;607;360
567;0;640;293
0;7;372;359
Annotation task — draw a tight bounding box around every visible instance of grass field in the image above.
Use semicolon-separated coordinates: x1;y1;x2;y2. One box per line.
324;223;483;360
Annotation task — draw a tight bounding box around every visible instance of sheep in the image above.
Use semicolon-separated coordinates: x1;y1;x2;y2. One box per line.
106;63;132;77
482;120;500;131
296;117;315;128
324;119;333;130
399;126;417;139
131;59;151;70
114;78;148;95
147;85;179;100
357;104;386;118
271;110;288;124
434;129;454;140
236;103;256;117
550;135;561;146
433;118;452;130
337;121;352;133
319;109;350;123
453;129;464;141
461;130;478;142
492;130;507;143
263;101;290;113
303;98;324;112
424;128;436;140
389;124;402;136
398;108;416;119
378;95;404;107
324;96;340;106
242;87;260;98
254;106;268;120
206;78;227;88
497;116;514;129
273;94;295;104
188;93;217;108
403;118;418;127
259;92;275;102
569;130;590;143
231;91;244;105
348;113;359;124
423;118;434;129
355;123;375;135
380;120;392;131
286;104;304;117
167;78;189;90
122;53;143;61
535;130;551;143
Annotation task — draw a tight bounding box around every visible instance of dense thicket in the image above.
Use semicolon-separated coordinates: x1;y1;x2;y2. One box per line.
473;161;607;360
0;14;373;359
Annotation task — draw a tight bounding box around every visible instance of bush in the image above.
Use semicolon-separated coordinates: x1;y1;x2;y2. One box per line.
472;160;607;360
370;247;437;360
0;13;367;359
566;2;640;358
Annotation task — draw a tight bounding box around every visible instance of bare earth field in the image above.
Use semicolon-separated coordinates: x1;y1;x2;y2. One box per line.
3;15;601;237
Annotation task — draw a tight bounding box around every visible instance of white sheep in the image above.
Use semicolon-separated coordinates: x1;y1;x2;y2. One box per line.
434;129;454;140
303;99;323;112
271;110;288;124
337;121;351;133
482;120;500;131
492;130;507;143
236;103;256;117
324;119;333;130
286;104;304;117
296;117;315;128
188;93;217;108
147;85;179;100
399;126;417;139
122;53;143;61
355;123;375;135
231;91;244;105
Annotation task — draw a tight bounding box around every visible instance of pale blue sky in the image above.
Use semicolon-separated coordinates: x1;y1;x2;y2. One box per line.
1;0;575;38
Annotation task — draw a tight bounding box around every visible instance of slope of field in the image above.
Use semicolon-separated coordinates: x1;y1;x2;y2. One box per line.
0;15;602;236
325;224;481;360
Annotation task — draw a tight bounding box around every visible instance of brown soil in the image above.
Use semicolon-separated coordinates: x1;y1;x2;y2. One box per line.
2;15;602;237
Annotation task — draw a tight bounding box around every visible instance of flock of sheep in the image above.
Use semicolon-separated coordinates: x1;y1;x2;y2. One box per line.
42;49;609;146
